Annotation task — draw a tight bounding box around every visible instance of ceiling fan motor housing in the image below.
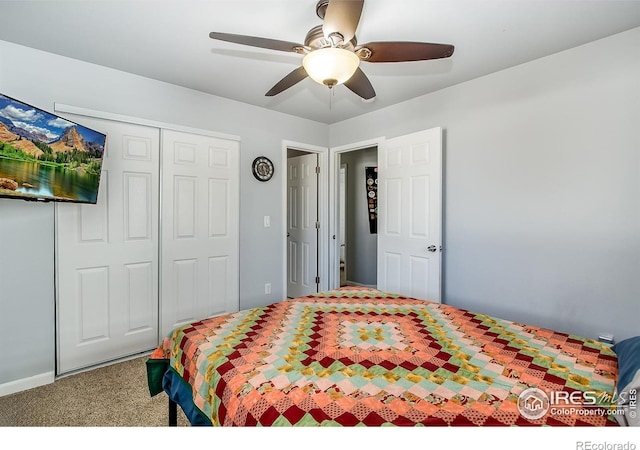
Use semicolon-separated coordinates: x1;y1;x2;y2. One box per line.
315;0;329;19
305;25;356;51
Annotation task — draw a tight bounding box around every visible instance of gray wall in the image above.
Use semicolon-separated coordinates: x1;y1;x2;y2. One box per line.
0;201;55;383
330;27;640;342
341;147;377;286
0;40;328;387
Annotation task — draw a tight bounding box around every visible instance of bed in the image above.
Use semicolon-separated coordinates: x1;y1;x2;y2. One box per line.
147;286;637;427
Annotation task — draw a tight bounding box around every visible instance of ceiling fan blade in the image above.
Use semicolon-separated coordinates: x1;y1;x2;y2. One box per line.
265;66;308;97
209;32;304;53
361;42;454;63
343;67;376;100
322;0;364;43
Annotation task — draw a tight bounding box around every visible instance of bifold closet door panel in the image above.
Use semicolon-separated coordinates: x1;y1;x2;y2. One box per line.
160;129;240;337
56;119;160;374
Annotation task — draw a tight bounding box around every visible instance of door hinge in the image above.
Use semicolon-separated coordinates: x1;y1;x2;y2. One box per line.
315;166;320;174
315;276;320;284
315;221;320;229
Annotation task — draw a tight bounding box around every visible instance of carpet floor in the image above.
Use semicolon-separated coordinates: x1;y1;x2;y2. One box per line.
0;356;189;427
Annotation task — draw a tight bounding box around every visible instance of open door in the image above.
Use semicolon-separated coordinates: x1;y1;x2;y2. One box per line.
377;128;442;302
287;153;319;298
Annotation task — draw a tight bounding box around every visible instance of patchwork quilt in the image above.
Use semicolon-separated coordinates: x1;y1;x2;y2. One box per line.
148;287;619;426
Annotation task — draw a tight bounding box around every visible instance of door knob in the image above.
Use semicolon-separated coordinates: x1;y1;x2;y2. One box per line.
427;245;437;252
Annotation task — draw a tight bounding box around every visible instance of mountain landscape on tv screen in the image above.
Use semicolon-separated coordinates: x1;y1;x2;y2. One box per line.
0;94;106;203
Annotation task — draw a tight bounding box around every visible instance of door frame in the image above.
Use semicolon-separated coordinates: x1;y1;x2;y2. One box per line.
328;137;385;289
282;140;329;297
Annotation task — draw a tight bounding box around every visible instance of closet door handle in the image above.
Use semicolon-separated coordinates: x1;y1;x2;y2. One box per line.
426;245;437;253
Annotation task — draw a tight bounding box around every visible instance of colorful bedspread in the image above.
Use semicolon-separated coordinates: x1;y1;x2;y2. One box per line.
148;287;619;426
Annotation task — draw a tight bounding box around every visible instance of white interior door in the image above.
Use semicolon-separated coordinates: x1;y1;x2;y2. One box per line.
377;128;442;302
160;129;239;336
56;119;160;374
287;153;318;298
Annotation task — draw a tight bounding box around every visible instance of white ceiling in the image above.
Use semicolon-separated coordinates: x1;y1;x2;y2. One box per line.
1;1;639;124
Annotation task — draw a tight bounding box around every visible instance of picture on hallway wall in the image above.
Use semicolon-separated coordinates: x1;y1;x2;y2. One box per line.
365;166;377;234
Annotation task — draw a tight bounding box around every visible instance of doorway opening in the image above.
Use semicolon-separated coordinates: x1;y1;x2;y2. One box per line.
329;128;443;301
337;146;378;288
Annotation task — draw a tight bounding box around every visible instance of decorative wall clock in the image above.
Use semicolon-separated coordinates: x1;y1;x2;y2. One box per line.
252;156;274;182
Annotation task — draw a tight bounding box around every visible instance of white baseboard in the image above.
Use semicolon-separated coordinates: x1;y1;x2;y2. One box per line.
0;372;54;397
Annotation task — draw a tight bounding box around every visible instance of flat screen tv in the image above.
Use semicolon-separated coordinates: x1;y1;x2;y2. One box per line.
0;93;106;204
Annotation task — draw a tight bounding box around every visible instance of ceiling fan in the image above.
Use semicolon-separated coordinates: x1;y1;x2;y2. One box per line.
209;0;454;100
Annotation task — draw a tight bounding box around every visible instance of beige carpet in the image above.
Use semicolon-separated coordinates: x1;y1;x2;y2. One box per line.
0;356;189;427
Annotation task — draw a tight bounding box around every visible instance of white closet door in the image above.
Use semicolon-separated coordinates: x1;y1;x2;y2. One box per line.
160;129;239;337
56;119;160;374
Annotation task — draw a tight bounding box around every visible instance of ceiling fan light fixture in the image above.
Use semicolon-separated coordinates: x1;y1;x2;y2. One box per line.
302;47;359;88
